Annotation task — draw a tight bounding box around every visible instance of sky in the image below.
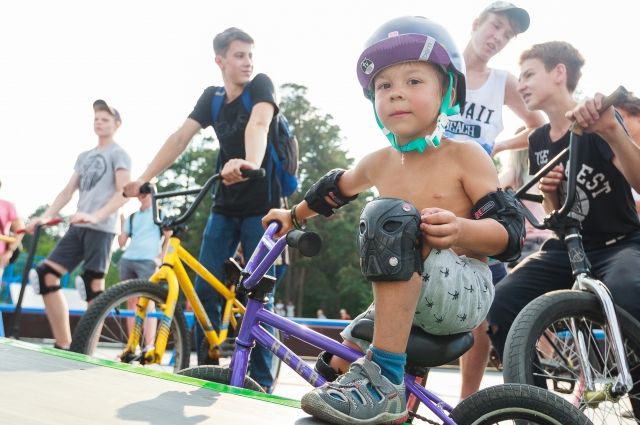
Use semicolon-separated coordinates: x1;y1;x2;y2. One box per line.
1;0;638;219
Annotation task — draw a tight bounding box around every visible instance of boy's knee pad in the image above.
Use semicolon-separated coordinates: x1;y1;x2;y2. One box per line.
29;263;62;295
358;198;423;282
76;270;105;302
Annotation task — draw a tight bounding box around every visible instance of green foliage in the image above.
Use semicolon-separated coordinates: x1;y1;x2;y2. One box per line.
156;131;219;258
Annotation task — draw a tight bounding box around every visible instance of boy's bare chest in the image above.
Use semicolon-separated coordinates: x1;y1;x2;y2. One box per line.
371;154;470;214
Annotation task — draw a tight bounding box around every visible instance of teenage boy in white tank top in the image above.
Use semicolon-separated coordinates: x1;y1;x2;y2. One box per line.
445;2;545;399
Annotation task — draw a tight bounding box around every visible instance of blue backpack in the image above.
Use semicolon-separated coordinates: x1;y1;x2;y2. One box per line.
210;85;299;198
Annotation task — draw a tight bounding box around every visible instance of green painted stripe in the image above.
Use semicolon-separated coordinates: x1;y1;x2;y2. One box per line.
0;337;300;408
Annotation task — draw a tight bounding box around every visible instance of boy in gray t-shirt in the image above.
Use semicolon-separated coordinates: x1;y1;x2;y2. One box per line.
25;99;131;349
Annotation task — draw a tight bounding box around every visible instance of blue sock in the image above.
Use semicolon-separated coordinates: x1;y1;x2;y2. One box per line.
369;345;406;385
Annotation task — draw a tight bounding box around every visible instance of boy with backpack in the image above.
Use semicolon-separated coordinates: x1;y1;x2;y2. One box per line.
263;16;525;424
123;27;292;393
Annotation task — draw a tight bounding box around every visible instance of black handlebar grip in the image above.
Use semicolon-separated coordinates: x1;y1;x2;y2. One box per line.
286;230;322;257
241;169;266;179
139;183;152;194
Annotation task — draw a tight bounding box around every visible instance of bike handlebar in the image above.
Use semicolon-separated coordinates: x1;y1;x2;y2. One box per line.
515;86;629;231
143;169;265;228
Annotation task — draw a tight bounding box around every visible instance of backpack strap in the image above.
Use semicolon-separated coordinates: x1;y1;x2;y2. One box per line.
128;212;136;238
210;87;226;124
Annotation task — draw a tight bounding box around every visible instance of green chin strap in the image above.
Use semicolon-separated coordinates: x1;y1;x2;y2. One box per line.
374;71;460;153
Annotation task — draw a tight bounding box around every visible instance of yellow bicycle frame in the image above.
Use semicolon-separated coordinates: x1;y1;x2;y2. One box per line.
126;236;245;364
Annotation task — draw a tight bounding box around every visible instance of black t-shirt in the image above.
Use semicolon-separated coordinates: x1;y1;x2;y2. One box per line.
528;123;640;246
189;73;280;216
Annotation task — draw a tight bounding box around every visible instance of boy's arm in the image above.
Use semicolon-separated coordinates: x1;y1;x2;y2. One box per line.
262;153;375;237
117;214;129;248
221;102;275;185
71;168;131;225
492;74;545;156
27;172;80;232
124;118;202;196
422;143;512;257
568;94;640;191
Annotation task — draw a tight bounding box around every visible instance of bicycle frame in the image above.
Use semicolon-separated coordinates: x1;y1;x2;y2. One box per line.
123;172;268;365
125;235;245;365
229;222;458;424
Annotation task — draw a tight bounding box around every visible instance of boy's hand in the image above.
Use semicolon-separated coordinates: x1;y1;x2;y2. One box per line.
566;93;617;135
70;212;98;225
221;158;257;185
25;217;46;234
262;208;293;238
539;164;564;195
420;207;460;249
123;179;145;197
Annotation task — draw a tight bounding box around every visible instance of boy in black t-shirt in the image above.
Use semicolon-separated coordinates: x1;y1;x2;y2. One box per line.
488;41;640;366
123;27;278;392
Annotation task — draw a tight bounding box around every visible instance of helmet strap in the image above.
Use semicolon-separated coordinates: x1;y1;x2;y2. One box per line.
374;72;458;153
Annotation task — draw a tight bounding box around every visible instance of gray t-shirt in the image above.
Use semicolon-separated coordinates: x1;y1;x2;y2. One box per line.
74;142;131;233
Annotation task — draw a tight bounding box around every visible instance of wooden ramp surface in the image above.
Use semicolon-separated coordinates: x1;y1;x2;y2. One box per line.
0;338;323;425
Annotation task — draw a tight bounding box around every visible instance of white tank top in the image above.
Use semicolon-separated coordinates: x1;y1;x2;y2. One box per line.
445;69;507;155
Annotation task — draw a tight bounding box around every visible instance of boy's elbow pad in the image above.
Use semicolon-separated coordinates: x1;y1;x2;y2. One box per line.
471;189;526;262
304;169;358;217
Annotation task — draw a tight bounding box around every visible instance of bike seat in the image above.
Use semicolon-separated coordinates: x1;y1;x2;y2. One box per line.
350;319;474;368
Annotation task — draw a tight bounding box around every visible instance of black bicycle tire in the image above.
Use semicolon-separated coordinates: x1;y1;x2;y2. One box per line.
503;289;640;422
450;383;593;424
70;279;190;370
177;365;264;392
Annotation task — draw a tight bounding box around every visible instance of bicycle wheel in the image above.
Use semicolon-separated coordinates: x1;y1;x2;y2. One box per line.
199;328;283;390
503;290;640;424
177;365;264;392
450;383;592;424
70;279;190;372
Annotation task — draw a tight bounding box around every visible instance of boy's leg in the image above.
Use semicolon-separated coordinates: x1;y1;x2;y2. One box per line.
459;262;507;399
194;213;239;359
487;239;573;359
301;274;421;425
81;229;115;302
41;227;84;348
239;215;276;391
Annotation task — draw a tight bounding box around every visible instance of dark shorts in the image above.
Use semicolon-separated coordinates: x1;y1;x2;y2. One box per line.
119;258;157;281
48;225;115;273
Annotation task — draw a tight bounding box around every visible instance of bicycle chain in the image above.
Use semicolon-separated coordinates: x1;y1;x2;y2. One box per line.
408;410;441;425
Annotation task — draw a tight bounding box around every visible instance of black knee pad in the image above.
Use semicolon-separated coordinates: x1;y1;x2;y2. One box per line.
358;198;423;281
314;351;339;382
76;270;105;302
29;263;62;295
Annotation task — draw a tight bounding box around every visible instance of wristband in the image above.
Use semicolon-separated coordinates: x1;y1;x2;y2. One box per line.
290;204;305;230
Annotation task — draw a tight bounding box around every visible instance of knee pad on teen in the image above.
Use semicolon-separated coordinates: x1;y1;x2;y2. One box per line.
358;198;423;282
75;270;105;302
29;263;62;295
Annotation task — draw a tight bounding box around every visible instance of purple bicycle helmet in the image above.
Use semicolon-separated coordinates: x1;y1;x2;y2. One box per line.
357;16;466;109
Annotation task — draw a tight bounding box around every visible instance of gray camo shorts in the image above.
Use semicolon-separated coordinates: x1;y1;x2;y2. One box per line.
341;248;494;352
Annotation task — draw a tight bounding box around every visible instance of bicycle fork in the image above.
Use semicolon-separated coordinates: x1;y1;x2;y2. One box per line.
573;273;633;400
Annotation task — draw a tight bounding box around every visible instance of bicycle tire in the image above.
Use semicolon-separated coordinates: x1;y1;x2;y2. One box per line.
70;279;190;372
177;365;264;392
450;383;593;424
199;328;283;390
503;290;640;424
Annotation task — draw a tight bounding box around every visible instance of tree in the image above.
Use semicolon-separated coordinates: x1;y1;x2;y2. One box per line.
156;129;219;258
277;84;374;318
